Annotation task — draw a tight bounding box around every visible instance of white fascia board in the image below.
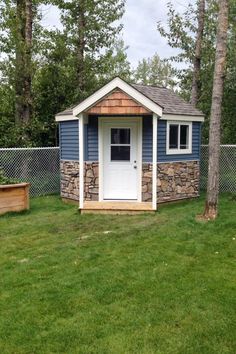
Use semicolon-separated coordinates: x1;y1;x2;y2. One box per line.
55;115;78;122
161;114;204;122
72;77;163;117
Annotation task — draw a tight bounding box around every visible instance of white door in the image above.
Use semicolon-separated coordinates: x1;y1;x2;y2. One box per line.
102;120;140;200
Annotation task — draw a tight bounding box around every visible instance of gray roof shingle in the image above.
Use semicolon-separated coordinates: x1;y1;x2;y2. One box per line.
56;81;204;117
132;84;204;116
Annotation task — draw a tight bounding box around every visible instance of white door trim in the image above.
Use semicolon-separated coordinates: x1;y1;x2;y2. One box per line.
152;113;157;210
98;117;142;202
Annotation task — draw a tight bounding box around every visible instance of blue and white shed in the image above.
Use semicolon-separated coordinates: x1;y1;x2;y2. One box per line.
56;77;204;213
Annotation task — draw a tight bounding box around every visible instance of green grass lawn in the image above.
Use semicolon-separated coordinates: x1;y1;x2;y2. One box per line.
0;195;235;354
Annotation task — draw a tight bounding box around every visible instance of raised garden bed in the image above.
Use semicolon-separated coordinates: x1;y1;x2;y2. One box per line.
0;183;30;215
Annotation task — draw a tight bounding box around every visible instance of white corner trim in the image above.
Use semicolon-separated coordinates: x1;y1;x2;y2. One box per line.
79;114;84;208
138;118;143;203
161;114;204;122
72;77;163;117
166;121;192;155
98;119;103;202
55;115;78;122
152;113;157;210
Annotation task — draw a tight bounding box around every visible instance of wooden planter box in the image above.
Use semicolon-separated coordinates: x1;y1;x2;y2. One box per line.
0;183;30;215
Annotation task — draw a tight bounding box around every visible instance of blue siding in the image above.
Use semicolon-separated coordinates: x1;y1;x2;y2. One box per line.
143;116;153;162
86;117;99;161
60;117;201;163
157;120;201;162
59;121;79;161
85;116;153;162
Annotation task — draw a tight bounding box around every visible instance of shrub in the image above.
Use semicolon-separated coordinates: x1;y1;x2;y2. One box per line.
0;168;18;185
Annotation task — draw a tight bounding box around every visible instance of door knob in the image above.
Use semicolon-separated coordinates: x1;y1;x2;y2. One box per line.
134;165;137;169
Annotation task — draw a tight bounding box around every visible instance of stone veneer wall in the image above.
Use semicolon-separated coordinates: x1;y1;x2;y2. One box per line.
60;161;99;202
61;160;199;204
60;160;80;201
142;161;200;203
84;162;99;201
142;163;153;202
157;161;199;203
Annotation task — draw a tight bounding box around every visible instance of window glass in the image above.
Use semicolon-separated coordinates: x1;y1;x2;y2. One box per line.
111;128;130;145
180;125;189;149
111;146;130;161
169;124;178;149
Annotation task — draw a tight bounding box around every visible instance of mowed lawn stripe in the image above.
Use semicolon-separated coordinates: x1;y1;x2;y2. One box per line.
0;195;235;353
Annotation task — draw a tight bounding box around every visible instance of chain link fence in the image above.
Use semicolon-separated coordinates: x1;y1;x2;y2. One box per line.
0;147;60;196
0;145;235;197
200;145;236;193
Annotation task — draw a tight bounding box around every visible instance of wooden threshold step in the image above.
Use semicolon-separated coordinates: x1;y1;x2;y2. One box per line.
80;201;155;215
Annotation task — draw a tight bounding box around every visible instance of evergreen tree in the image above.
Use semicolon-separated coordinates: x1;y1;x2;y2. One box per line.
55;0;125;101
0;0;127;147
0;0;44;145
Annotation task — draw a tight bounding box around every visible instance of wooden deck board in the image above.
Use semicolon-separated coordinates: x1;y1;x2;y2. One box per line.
80;201;155;214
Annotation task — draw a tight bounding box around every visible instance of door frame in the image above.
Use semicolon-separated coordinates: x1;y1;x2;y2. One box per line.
98;117;142;202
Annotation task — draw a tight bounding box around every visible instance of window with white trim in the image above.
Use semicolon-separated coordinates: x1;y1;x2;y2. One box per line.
110;128;131;161
166;121;192;154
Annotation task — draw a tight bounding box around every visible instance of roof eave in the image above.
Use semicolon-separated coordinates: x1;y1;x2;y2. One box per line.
161;113;205;122
55;114;78;122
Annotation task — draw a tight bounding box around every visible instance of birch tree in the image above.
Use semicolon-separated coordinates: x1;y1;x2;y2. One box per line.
204;0;229;219
191;0;205;106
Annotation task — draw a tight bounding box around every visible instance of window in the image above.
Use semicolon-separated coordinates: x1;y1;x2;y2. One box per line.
166;121;192;154
110;128;131;161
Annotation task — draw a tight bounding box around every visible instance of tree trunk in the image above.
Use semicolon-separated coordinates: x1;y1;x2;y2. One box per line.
15;0;33;128
203;0;229;220
15;0;25;125
77;0;86;98
24;0;33;124
190;0;205;106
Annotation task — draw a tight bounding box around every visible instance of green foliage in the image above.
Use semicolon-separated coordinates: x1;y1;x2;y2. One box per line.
0;0;127;147
221;0;236;144
133;53;176;88
0;0;235;147
98;38;132;84
0;195;235;352
54;0;126;101
0;168;18;185
157;0;236;144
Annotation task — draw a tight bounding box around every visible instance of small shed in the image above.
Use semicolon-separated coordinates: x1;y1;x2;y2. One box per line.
55;77;204;213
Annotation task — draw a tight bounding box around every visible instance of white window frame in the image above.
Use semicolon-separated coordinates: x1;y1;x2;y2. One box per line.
166;121;192;155
110;127;131;162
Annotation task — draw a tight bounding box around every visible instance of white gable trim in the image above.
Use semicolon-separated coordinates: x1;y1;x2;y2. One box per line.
72;77;163;118
161;114;204;122
56;78;163;122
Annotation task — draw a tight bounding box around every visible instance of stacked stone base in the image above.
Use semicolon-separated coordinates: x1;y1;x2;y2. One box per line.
60;160;200;205
84;162;99;201
142;164;153;202
60;161;80;201
157;161;199;203
60;161;99;202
